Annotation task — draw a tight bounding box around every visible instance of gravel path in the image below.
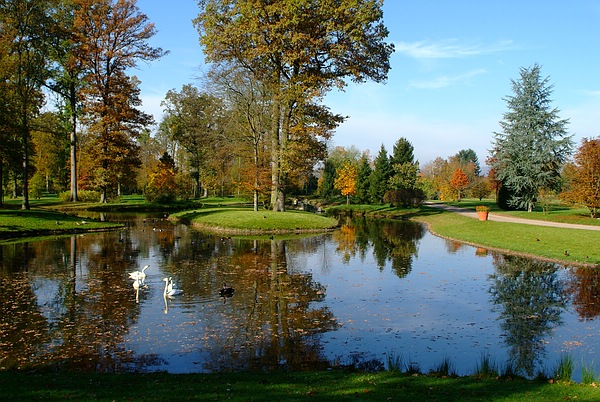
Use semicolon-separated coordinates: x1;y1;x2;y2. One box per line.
424;202;600;231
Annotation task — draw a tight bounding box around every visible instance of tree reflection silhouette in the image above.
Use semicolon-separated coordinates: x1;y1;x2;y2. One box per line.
332;217;424;279
489;256;568;377
566;267;600;321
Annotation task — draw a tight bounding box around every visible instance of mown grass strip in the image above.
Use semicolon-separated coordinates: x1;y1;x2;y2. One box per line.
416;206;600;266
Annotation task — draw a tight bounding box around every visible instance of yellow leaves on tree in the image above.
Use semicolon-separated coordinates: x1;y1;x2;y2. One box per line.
334;162;358;204
146;153;177;203
450;168;469;201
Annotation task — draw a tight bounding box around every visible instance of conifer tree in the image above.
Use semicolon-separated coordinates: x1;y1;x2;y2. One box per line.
369;144;391;204
491;64;572;211
355;155;372;204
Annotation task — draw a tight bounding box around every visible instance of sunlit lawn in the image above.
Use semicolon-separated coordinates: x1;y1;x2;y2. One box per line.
416;205;600;266
446;198;600;226
172;208;339;233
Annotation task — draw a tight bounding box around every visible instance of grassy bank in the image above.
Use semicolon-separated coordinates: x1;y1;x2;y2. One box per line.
0;208;122;240
415;206;600;266
1;370;598;402
328;201;600;266
171;208;339;234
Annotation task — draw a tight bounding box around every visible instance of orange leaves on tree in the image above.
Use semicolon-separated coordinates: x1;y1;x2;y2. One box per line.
561;137;600;218
450;168;469;201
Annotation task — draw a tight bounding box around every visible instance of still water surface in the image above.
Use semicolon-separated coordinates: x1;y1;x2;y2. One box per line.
1;213;598;380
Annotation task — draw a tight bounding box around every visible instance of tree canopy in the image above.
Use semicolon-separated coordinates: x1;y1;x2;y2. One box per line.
194;0;394;211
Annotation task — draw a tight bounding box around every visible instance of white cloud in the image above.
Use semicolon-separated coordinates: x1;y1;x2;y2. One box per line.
410;69;486;89
394;39;516;60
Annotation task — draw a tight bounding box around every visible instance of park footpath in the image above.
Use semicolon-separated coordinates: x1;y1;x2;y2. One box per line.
425;202;600;231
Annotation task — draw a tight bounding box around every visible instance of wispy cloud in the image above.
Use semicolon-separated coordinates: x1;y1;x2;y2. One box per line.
395;39;515;59
580;89;600;97
410;69;486;89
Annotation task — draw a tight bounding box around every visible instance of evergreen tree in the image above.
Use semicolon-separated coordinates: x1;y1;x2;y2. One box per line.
455;148;480;176
390;137;414;166
320;159;336;200
491;64;572;212
369;144;391;204
355;154;372;204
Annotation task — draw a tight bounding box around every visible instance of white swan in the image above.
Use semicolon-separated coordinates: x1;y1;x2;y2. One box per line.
132;277;143;290
129;265;149;282
163;277;182;297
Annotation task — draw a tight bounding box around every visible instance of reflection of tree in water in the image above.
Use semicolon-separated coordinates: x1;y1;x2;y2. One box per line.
565;267;600;321
0;234;160;372
201;239;339;372
489;256;568;377
332;217;424;278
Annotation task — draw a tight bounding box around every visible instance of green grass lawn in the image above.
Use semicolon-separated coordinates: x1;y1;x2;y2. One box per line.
0;208;122;240
172;208;339;234
415;207;600;265
1;370;598;402
444;198;600;226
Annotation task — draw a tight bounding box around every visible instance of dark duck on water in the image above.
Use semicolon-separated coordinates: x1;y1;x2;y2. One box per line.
219;282;235;297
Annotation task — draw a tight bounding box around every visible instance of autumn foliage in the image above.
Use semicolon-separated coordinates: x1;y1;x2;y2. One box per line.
561;137;600;218
334;162;358;204
450;168;469;201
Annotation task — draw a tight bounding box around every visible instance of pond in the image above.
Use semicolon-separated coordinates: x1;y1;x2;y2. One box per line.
0;213;598;381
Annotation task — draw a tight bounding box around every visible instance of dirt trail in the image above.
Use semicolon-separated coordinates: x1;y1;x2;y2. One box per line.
425;202;600;231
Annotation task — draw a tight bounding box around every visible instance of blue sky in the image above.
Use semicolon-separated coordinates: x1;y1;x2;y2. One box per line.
135;0;600;167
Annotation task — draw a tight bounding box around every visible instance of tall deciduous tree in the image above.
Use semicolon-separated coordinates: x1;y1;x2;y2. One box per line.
195;0;394;211
491;64;572;212
206;65;271;211
73;0;166;202
46;0;86;202
161;84;225;199
1;0;54;209
561;137;600;218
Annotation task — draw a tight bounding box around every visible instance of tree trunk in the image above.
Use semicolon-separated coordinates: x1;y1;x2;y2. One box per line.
0;157;3;207
21;121;30;210
270;95;282;211
70;82;78;202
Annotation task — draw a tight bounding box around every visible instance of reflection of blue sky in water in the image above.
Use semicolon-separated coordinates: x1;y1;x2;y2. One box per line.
302;232;505;375
7;216;598;380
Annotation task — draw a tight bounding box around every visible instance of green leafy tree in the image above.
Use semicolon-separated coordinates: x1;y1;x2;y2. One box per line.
0;0;54;209
195;0;394;211
161;84;225;199
491;64;573;212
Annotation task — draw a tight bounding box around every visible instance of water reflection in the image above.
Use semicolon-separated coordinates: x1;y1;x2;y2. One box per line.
0;214;599;379
489;256;567;377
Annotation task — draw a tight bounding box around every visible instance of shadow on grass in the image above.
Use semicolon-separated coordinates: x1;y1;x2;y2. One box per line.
0;371;569;402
